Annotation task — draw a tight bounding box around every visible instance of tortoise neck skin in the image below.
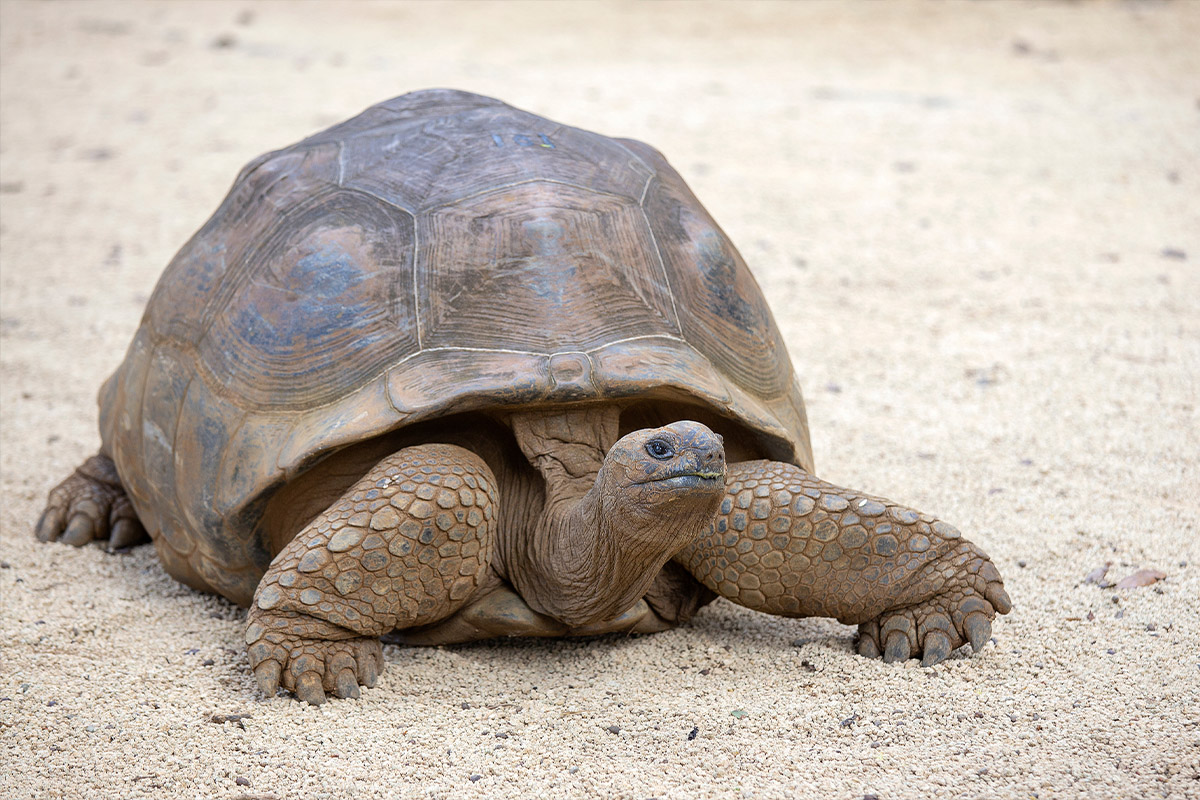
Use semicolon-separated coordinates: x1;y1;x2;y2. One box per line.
506;409;726;627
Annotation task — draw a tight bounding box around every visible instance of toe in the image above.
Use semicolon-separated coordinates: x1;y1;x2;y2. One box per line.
354;640;382;688
963;612;992;653
360;652;379;688
295;672;326;705
107;518;145;551
882;630;911;663
856;633;881;659
334;668;360;700
920;630;953;667
60;514;96;547
985;582;1012;615
254;661;281;697
35;507;66;542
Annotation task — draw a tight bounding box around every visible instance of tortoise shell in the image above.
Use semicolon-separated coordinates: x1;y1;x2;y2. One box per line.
97;89;812;605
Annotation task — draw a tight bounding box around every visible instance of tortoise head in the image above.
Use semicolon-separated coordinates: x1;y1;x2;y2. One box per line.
596;420;727;543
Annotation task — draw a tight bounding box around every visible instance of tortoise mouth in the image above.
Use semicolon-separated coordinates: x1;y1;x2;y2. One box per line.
636;470;725;489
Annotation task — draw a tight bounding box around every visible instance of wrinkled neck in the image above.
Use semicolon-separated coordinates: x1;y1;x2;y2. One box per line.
516;484;689;627
505;406;709;626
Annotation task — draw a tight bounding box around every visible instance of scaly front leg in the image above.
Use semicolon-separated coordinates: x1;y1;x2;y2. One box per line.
246;444;497;703
675;460;1011;666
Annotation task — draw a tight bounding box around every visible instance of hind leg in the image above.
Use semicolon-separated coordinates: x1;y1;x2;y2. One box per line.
35;453;148;550
246;443;497;704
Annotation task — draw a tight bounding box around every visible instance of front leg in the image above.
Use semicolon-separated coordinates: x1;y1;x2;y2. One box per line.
676;460;1011;666
246;443;497;703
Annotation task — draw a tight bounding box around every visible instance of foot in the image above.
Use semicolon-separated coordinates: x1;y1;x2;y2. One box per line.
35;454;148;550
245;610;383;704
854;542;1011;666
245;443;497;702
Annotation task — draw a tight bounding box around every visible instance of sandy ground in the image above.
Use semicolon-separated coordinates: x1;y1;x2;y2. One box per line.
1;2;1198;798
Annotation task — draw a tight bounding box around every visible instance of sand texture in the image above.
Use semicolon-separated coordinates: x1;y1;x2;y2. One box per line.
2;2;1198;798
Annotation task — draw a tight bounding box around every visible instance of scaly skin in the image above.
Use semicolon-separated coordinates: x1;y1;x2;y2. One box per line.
245;444;498;704
677;460;1011;666
35;453;147;550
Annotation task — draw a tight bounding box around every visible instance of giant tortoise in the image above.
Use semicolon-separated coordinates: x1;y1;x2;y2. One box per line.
37;89;1011;704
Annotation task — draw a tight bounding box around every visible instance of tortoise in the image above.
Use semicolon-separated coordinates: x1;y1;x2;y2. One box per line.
36;89;1011;704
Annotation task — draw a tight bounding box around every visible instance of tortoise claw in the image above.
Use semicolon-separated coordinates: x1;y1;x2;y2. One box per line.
295;672;326;706
882;630;911;663
334;668;361;700
254;661;281;697
60;514;97;546
35;507;65;542
856;634;881;659
964;612;992;653
360;653;379;689
920;630;953;667
107;518;145;551
985;582;1012;615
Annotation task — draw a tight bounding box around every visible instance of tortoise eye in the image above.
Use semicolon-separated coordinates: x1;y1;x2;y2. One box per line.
645;438;675;460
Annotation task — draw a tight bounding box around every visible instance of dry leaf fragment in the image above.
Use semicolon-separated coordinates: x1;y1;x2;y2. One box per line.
1084;563;1111;584
1114;569;1166;589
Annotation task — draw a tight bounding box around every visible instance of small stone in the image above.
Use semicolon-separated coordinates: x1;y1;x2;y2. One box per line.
687;726;698;740
606;725;621;734
468;774;482;782
236;777;250;787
